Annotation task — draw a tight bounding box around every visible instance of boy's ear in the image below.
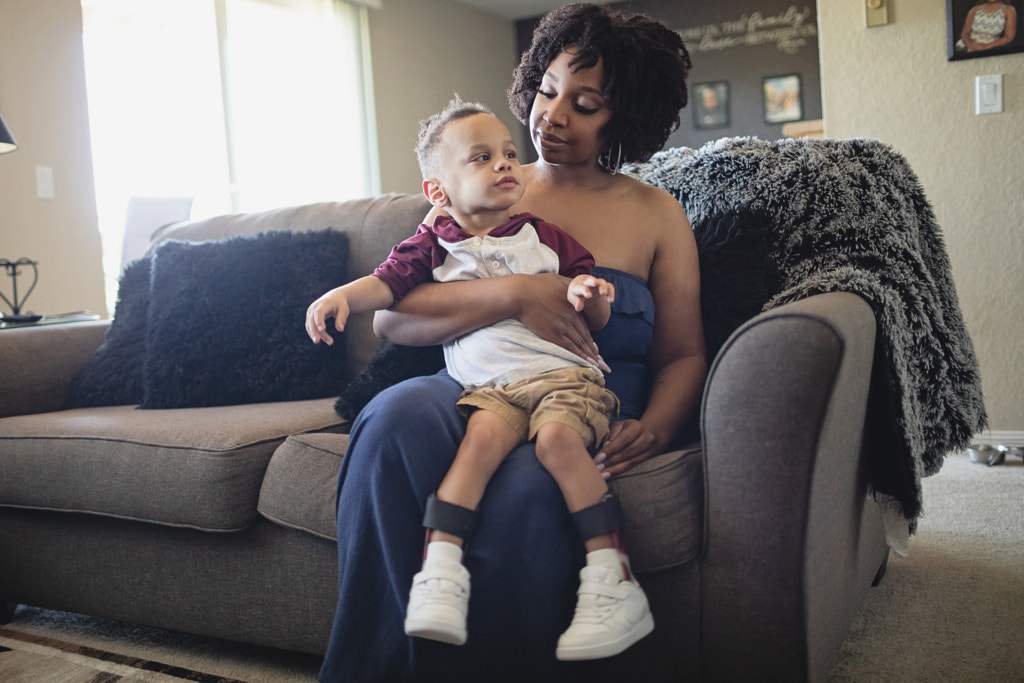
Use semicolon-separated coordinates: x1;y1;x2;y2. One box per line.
423;178;449;208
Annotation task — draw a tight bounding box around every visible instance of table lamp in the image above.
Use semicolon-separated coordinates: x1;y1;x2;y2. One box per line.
0;113;18;154
1;114;33;322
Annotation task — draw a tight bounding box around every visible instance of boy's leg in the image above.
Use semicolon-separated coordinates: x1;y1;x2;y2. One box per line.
431;409;522;546
405;409;521;646
533;422;616;551
534;422;654;661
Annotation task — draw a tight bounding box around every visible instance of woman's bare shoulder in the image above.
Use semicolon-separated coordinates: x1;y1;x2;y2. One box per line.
620;174;690;228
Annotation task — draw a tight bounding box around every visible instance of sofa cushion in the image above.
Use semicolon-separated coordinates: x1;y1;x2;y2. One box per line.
257;433;704;573
142;229;350;409
610;443;704;572
258;432;350;540
0;399;344;531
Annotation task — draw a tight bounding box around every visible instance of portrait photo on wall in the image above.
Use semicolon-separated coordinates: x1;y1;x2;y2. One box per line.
692;81;730;129
762;74;802;124
948;0;1023;60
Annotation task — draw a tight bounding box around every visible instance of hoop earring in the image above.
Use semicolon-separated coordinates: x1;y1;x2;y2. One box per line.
601;141;623;175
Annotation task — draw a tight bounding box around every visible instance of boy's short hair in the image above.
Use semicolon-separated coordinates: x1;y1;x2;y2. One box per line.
416;95;494;179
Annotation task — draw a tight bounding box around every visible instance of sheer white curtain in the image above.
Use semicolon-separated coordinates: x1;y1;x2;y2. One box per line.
82;0;376;308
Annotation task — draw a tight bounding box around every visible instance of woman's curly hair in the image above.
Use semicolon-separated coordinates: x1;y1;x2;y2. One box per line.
508;3;692;166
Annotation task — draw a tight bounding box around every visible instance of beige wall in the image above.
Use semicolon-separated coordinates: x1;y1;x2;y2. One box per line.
0;0;106;318
368;0;522;195
0;0;516;321
2;0;1019;433
818;2;1023;431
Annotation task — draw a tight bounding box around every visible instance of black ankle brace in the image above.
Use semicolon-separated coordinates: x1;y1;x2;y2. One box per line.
571;492;623;541
423;493;478;541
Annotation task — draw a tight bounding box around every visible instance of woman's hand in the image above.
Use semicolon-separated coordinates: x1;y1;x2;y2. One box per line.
593;419;664;478
516;272;604;366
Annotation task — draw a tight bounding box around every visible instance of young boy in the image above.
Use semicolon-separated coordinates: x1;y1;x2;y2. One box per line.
305;97;653;661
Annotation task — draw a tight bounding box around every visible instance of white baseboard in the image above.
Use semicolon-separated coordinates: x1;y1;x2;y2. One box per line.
971;430;1024;447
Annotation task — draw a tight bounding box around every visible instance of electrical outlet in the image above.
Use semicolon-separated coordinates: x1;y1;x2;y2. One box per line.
36;166;55;200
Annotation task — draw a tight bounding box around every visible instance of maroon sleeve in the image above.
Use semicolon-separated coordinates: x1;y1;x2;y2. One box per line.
531;219;595;278
372;225;446;301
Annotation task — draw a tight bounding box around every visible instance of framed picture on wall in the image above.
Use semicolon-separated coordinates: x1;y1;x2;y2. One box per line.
762;74;802;124
947;0;1024;60
692;81;730;129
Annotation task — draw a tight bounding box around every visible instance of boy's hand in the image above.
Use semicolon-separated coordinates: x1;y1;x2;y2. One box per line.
305;288;351;345
566;275;615;312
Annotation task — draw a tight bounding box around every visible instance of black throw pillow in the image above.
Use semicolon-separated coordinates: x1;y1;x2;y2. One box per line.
141;229;350;409
64;258;152;408
334;341;445;420
692;209;779;363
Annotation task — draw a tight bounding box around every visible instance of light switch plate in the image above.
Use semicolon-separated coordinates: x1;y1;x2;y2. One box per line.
976;74;1003;115
866;0;888;27
36;166;55;200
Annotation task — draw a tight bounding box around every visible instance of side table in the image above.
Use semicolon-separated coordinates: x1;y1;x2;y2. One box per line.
0;311;102;330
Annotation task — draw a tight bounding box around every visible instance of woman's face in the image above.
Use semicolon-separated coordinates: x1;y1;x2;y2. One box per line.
529;50;613;167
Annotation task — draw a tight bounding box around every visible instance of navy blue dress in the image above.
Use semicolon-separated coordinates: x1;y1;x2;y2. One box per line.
319;268;654;682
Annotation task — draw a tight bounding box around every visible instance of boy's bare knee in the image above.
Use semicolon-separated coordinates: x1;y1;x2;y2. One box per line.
535;422;586;469
462;411;520;456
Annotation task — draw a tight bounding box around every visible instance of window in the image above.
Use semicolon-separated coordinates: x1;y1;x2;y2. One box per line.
82;0;377;309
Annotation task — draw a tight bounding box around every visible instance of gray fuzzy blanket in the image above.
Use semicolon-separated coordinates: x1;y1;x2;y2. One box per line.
626;137;987;523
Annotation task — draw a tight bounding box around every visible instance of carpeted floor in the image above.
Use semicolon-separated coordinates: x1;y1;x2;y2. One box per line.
828;453;1024;681
1;453;1020;682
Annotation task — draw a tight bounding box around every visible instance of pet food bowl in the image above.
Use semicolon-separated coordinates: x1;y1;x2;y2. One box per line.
967;444;1006;466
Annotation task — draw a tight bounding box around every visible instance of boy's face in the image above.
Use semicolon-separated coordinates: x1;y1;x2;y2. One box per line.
433;113;524;216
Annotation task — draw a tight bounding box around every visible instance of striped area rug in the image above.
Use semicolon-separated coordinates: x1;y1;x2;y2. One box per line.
0;606;321;683
0;626;248;682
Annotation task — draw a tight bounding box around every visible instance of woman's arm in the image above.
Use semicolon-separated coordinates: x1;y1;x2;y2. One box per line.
373;276;519;345
374;273;603;364
598;193;707;477
961;7;980;50
988;5;1018;49
962;6;978;48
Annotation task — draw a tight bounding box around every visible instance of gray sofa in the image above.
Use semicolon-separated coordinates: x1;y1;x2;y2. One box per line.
4;137;978;681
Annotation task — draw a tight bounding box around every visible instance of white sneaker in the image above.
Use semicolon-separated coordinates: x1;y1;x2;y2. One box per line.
404;552;471;645
555;564;654;661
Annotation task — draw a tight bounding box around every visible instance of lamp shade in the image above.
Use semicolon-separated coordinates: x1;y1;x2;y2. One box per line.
0;113;18;154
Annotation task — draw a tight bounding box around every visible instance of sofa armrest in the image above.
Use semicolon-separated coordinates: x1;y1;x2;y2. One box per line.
0;320;109;418
699;291;888;681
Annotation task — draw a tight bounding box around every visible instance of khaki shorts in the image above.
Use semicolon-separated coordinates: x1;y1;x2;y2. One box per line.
456;367;620;449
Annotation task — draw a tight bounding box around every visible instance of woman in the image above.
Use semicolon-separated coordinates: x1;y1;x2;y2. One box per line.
959;0;1018;53
318;5;706;681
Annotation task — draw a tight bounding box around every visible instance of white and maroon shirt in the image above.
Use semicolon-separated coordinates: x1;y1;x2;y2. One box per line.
373;212;600;388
